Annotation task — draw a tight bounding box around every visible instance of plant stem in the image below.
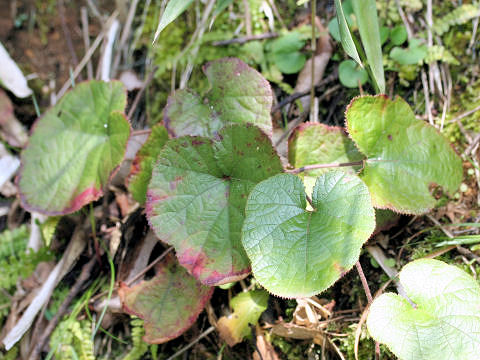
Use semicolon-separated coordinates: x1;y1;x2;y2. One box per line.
286;160;364;174
355;261;372;303
310;0;317;113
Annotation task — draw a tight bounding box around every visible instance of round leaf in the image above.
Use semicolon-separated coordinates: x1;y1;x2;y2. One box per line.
242;171;375;298
346;95;462;214
271;32;306;74
146;124;283;285
127;124;169;204
390;25;408;46
338;60;369;88
164;58;273;137
367;259;480;360
119;257;213;344
18;81;129;215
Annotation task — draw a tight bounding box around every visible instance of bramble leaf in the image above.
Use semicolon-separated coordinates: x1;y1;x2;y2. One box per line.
18;81;129;215
164;58;273;137
367;259;480;360
128;124;169;204
346;95;462;214
119;256;213;344
217;290;269;346
242;171;375;298
146;124;282;285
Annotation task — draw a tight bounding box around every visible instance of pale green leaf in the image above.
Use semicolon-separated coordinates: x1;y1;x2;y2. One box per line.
367;259;480;360
217;290;269;346
242;171;375;298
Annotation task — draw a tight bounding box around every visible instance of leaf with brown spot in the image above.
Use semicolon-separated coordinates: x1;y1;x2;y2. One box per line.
147;124;283;285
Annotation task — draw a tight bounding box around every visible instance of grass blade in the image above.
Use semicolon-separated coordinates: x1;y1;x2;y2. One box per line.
334;0;362;67
153;0;193;43
351;0;385;93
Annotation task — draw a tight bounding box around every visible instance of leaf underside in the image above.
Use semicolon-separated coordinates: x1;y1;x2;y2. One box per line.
164;57;273;137
242;171;375;298
18;81;129;215
119;256;213;344
146;124;283;286
346;95;462;214
367;259;480;360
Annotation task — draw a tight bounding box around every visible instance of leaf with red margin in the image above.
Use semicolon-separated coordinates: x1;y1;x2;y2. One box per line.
18;81;129;215
146;124;283;286
127;124;169;204
164;57;273;137
119;256;213;344
345;95;462;214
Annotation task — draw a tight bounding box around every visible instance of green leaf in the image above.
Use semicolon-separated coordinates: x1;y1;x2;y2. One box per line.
338;59;369;88
18;81;129;215
367;259;480;360
127;124;169;204
379;26;390;45
164;58;273;137
271;32;306;74
146;124;283;285
242;171;375;298
351;0;385;93
288;122;363;197
334;0;362;67
346;95;463;214
153;0;193;43
217;290;269;346
119;256;213;344
390;25;408;46
390;38;428;65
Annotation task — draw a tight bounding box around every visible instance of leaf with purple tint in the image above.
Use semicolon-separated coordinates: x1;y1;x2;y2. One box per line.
119;256;213;344
18;81;129;215
146;124;282;286
164;58;273;137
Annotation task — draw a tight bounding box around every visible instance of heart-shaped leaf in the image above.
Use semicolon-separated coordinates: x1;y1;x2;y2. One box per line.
146;124;283;285
119;256;213;344
18;81;129;215
367;259;480;360
346;95;462;214
127;124;169;204
270;32;306;74
288;122;363;198
217;290;269;346
164;58;273;137
242;171;375;298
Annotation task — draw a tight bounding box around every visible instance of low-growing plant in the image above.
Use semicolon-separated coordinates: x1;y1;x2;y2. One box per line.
14;0;477;357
